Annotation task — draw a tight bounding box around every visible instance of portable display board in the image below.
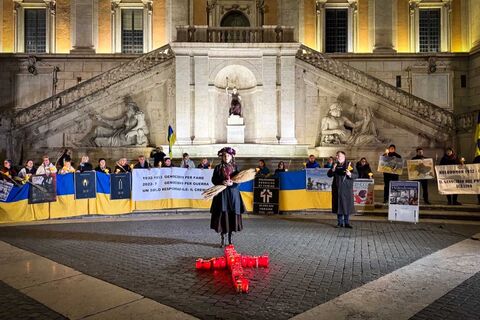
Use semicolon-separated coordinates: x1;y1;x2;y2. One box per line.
388;181;419;223
353;179;375;211
407;158;435;180
378;156;404;175
305;168;332;191
253;177;279;214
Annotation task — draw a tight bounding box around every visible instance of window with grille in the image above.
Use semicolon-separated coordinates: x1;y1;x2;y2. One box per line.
122;9;143;54
325;9;348;53
419;9;440;53
24;9;46;53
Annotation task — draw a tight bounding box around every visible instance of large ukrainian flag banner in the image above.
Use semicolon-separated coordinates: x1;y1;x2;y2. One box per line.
0;171;330;223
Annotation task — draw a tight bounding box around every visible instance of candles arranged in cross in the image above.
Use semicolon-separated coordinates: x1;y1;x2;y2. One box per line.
195;244;269;293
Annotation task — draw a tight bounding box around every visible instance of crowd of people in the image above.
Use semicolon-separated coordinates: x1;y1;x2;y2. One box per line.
0;145;473;209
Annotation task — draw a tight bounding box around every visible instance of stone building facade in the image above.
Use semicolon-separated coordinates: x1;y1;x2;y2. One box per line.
0;0;480;166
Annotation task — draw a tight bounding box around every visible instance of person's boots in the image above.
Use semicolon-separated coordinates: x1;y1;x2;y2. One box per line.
220;234;225;248
228;232;232;245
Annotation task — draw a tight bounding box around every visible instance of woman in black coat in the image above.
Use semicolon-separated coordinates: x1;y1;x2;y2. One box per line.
356;157;372;179
327;151;357;228
210;147;245;247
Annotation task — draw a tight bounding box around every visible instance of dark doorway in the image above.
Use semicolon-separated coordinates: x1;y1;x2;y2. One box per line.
220;10;250;27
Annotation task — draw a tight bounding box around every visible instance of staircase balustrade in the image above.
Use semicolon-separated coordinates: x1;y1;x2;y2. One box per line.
296;45;454;132
15;44;174;127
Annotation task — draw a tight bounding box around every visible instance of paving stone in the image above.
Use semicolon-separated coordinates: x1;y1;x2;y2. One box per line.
0;217;479;319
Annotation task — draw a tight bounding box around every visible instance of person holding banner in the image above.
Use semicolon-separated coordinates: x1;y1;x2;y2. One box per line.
210;147;245;247
18;160;36;180
1;160;17;180
382;145;402;204
95;158;111;174
440;148;462;205
114;158;131;173
59;158;76;174
412;148;430;205
77;155;93;172
327;151;357;228
36;156;58;175
134;155;151;169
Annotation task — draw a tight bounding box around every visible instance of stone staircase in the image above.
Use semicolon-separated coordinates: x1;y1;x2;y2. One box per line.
13;44;174;129
296;45;455;142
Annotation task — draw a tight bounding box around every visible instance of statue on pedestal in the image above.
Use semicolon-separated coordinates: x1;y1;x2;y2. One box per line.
226;78;242;117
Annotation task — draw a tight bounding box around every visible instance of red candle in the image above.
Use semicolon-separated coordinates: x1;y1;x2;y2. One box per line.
241;278;249;293
258;255;269;267
202;260;211;269
195;259;203;269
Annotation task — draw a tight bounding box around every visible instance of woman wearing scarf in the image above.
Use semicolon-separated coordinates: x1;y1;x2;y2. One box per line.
327;151;357;228
210;147;245;247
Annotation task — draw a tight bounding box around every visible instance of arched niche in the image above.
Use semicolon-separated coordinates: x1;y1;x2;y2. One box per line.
220;10;251;27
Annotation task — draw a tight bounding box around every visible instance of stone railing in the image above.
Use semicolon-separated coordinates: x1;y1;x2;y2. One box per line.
176;25;295;43
296;45;454;132
14;44;175;127
456;111;478;133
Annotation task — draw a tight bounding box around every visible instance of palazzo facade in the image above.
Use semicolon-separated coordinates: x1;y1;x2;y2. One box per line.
0;0;480;165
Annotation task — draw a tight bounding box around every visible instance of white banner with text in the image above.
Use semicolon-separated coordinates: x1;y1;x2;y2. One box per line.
132;168;214;201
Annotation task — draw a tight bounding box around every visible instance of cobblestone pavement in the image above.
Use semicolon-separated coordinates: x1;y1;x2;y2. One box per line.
410;271;480;320
0;280;66;320
0;216;479;320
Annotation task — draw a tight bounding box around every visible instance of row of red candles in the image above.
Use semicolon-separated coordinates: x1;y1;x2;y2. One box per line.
195;255;269;270
195;245;269;293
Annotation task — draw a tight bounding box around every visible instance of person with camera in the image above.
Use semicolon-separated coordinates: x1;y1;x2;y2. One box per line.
327;151;357;228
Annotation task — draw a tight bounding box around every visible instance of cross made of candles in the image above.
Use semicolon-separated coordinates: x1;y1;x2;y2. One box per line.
195;244;269;293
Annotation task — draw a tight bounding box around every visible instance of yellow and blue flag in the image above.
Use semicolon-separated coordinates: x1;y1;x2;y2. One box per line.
475;113;480;158
168;125;176;158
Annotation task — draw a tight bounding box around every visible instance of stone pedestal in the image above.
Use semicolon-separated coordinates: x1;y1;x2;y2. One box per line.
227;116;245;144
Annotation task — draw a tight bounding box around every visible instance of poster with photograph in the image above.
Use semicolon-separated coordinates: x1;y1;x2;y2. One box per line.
407;159;435;180
29;174;57;204
0;180;14;202
305;168;332;192
388;181;419;223
377;156;404;175
353;179;375;211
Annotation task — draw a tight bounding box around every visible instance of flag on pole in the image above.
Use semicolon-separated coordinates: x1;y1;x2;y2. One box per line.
475;112;480;158
168;125;176;158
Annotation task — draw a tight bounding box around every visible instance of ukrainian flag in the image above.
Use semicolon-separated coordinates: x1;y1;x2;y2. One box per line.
475;112;480;158
168;125;176;158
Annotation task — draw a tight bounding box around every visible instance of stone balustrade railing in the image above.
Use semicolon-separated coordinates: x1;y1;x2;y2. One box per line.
296;45;454;132
176;25;295;43
456;111;478;133
14;44;175;127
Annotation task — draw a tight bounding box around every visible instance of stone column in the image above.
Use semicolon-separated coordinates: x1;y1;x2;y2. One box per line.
70;0;95;54
175;55;192;145
315;0;327;52
279;51;298;144
373;0;396;53
167;0;189;42
193;56;211;144
470;0;480;51
259;55;278;143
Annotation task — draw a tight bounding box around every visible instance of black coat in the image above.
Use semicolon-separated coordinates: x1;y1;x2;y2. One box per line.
356;162;372;179
77;163;93;172
328;162;357;215
440;154;460;165
210;164;245;234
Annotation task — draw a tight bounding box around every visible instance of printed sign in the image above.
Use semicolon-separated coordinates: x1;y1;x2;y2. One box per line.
407;159;435;180
353;179;375;211
377;156;404;175
388;181;419;223
435;164;480;195
132;168;214;201
253;177;279;214
0;180;14;202
29;174;57;204
305;168;333;192
110;173;131;200
74;171;96;199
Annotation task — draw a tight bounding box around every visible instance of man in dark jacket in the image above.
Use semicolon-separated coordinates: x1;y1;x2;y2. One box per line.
327;151;357;228
383;144;402;203
440;148;461;205
412;147;430;205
